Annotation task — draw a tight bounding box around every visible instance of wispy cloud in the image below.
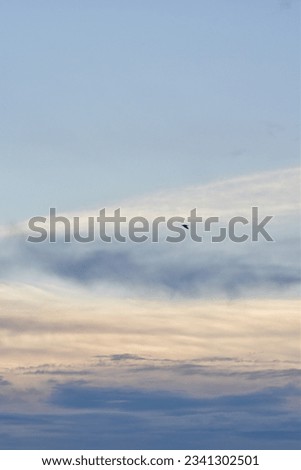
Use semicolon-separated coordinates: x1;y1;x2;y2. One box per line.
0;167;300;449
0;167;300;299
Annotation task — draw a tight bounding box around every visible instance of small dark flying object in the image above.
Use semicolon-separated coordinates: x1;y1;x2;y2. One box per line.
182;224;189;230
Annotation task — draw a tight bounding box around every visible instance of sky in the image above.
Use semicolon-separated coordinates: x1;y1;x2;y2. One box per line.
0;0;300;450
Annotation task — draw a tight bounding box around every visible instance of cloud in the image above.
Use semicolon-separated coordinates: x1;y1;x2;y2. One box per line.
1;383;300;450
0;167;299;449
0;167;299;299
107;354;146;362
1;232;300;300
1;166;299;240
0;377;10;386
50;381;299;412
0;284;299;379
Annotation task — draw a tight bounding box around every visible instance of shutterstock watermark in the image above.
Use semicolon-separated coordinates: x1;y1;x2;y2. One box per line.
27;207;274;243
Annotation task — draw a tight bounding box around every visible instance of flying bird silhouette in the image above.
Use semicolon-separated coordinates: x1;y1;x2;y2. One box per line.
182;224;189;230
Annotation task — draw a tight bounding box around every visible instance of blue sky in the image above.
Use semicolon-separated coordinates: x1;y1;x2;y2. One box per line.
0;0;300;450
0;0;299;223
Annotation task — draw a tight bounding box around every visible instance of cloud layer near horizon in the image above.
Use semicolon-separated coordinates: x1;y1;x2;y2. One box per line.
0;167;300;449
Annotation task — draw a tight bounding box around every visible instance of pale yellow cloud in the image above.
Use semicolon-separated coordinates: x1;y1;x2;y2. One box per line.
1;282;300;401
